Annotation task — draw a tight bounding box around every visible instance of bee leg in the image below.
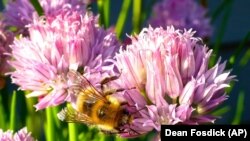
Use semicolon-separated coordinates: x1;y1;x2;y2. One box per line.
103;88;126;96
117;127;141;137
100;129;118;135
105;85;136;94
100;72;122;90
119;101;128;106
100;75;120;85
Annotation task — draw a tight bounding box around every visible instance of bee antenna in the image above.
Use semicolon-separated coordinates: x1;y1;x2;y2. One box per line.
57;108;68;121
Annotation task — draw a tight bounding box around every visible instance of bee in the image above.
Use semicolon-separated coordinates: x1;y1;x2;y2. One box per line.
57;71;136;135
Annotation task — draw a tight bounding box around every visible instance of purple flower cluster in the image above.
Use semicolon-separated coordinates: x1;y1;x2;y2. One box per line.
148;0;212;38
3;0;87;35
8;7;119;110
113;26;234;136
0;21;14;76
0;127;35;141
3;0;35;31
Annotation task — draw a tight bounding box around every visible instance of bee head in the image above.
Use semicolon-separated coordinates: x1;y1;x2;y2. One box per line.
117;109;133;127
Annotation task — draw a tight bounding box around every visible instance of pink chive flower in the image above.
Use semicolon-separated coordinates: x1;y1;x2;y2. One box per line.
0;127;35;141
113;26;234;137
148;0;212;38
0;21;14;77
8;7;119;110
39;0;86;15
3;0;86;35
3;0;35;29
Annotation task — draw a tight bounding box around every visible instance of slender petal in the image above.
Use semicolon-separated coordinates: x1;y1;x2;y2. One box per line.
0;127;35;141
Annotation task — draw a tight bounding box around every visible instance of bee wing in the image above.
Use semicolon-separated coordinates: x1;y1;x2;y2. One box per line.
67;70;106;101
57;107;94;125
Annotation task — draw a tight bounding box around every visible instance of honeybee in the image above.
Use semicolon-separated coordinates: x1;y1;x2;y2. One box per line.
57;71;136;135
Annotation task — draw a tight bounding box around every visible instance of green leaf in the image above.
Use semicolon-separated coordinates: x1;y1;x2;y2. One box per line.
132;0;142;33
10;91;17;131
140;0;157;27
211;0;231;23
29;0;44;16
97;0;110;28
212;106;230;116
210;0;233;66
115;136;128;141
45;107;55;141
103;0;110;28
52;106;61;128
239;48;250;66
115;0;132;38
0;92;7;130
229;31;250;67
67;104;78;141
232;92;245;125
97;0;104;25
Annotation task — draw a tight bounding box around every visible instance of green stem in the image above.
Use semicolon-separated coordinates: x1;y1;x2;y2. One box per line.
132;0;141;33
52;106;60;128
10;91;17;130
29;0;44;16
212;106;230;116
0;91;6;130
97;0;104;26
239;48;250;66
232;92;245;125
103;0;110;28
25;96;40;139
115;136;127;141
211;0;230;23
115;0;132;38
67;104;78;141
99;135;106;141
210;0;233;66
229;31;250;67
45;107;55;141
68;123;78;141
